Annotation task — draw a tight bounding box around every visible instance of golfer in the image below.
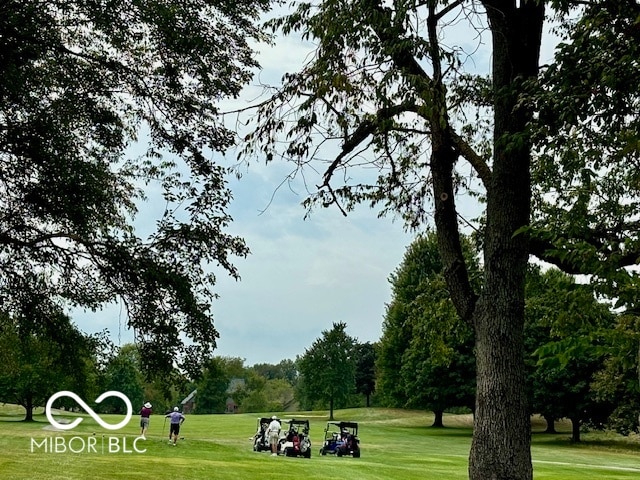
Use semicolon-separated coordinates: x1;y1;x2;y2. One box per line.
139;402;152;439
165;407;186;446
267;415;280;456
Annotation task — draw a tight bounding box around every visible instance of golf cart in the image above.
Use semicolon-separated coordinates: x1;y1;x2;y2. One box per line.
278;418;312;458
319;421;360;457
251;417;279;452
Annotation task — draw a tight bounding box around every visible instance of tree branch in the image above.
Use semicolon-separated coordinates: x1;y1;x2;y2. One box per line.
321;103;419;187
450;129;492;188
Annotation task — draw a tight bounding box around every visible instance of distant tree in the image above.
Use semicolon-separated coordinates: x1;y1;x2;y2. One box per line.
237;370;268;413
376;300;412;408
354;342;376;407
523;266;563;433
590;313;640;435
100;344;144;414
378;232;477;422
251;359;299;385
0;0;271;376
0;306;99;420
527;268;615;442
276;359;300;386
535;351;611;443
298;322;356;420
377;234;445;407
196;357;230;414
402;338;476;428
217;357;247;380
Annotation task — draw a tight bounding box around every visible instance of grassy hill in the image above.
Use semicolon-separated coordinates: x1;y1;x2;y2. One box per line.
1;405;639;479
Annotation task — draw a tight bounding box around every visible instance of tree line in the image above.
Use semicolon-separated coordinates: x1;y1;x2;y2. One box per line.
3;230;636;446
377;232;639;443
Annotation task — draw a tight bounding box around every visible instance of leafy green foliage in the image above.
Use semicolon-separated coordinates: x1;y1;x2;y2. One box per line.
354;342;377;407
377;232;477;417
195;357;231;414
524;267;616;442
529;2;640;291
243;0;492;228
0;308;100;420
590;314;640;435
0;0;270;376
249;359;299;385
100;343;145;414
297;322;357;419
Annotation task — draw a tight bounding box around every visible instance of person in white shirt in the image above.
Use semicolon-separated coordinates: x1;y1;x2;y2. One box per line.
267;416;281;456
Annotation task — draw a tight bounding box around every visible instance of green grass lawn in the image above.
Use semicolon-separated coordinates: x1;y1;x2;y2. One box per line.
1;405;639;479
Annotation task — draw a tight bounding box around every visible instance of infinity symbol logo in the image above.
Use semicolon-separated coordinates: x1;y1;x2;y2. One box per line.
45;391;133;431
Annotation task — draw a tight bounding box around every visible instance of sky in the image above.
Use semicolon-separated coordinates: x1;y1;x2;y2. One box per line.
74;24;419;366
74;7;563;367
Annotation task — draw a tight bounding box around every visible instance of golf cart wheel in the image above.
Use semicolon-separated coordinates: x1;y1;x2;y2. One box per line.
336;450;343;457
320;448;326;456
352;450;361;458
304;449;311;458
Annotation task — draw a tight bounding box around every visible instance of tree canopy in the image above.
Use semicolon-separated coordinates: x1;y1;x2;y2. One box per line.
377;232;477;423
297;321;357;420
0;308;100;420
0;0;271;375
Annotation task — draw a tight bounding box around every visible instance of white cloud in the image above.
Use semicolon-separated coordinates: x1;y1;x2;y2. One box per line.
73;6;562;369
211;175;414;364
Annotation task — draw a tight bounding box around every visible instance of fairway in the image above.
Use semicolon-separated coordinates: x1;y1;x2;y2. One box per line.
2;407;639;479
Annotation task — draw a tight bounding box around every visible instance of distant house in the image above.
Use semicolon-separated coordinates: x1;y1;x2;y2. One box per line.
181;389;197;414
179;378;246;414
225;378;245;414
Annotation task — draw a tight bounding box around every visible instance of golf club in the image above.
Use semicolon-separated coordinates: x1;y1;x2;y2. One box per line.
161;416;167;442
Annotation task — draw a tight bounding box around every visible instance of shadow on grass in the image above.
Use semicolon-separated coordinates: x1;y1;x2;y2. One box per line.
533;433;640;453
394;424;473;439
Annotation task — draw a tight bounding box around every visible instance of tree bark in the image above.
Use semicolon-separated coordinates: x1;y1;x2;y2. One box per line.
432;409;445;428
467;2;544;480
23;395;34;422
543;415;557;434
570;417;581;442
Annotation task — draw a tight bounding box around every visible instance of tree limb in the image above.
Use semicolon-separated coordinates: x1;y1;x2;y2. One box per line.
450;129;492;188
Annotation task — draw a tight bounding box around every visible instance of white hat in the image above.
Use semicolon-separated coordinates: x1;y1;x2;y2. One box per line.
174;407;179;412
144;402;152;408
271;415;277;420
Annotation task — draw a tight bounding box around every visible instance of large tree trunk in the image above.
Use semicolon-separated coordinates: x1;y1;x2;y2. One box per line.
570;417;581;442
23;395;34;422
467;2;544;480
543;414;557;434
432;409;444;428
381;0;543;478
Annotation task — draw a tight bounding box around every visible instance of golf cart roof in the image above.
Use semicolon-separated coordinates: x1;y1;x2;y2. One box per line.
286;418;310;426
258;417;280;423
327;421;358;429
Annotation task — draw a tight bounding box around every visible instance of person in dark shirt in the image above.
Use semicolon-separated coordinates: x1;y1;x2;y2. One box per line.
139;402;152;439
